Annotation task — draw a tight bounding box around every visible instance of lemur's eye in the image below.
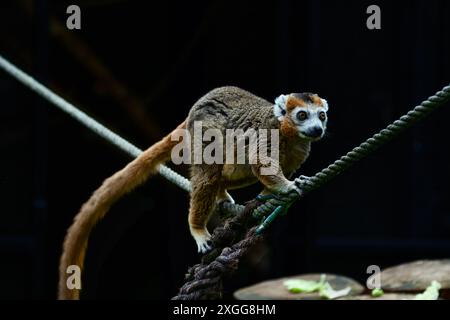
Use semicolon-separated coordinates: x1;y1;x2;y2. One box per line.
319;111;326;121
297;111;308;121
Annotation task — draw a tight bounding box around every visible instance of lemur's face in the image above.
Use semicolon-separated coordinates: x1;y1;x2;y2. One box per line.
274;92;328;141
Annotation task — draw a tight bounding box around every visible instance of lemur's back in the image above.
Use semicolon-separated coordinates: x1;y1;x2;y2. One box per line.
187;86;278;132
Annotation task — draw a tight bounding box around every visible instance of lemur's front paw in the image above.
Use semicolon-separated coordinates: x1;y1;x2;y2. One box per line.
279;180;302;196
293;175;311;195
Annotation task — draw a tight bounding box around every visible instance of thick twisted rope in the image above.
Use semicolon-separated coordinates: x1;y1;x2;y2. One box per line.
172;84;450;300
173;200;263;300
173;227;263;300
0;54;192;192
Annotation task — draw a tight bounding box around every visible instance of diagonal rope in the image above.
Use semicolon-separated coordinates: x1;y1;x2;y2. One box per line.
0;54;192;192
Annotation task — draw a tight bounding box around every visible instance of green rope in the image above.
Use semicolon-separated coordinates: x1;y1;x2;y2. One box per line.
253;84;450;231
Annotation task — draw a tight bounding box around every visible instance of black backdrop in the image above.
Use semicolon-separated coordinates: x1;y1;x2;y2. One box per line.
0;0;449;299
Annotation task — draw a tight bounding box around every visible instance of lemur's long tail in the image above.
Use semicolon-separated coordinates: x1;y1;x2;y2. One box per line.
58;121;186;300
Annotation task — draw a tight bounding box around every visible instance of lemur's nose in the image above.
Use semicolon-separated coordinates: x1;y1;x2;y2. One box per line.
307;127;323;138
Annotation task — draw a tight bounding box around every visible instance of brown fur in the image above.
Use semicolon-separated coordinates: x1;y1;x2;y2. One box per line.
280;118;299;138
286;96;306;111
287;94;322;111
311;94;323;106
188;164;222;230
58;122;186;300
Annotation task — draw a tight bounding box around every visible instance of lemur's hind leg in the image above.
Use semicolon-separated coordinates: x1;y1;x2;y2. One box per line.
188;164;222;253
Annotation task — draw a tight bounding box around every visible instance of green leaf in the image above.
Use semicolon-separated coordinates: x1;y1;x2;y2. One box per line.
319;282;351;300
283;274;351;299
283;279;324;293
414;281;441;300
371;288;384;297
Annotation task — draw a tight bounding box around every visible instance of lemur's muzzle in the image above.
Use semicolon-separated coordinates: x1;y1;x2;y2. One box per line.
303;126;323;138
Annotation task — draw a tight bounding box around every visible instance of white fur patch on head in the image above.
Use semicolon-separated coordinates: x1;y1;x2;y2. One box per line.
321;98;328;111
274;94;287;121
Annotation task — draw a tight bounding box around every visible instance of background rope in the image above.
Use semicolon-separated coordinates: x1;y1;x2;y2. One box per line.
172;83;450;300
0;54;192;192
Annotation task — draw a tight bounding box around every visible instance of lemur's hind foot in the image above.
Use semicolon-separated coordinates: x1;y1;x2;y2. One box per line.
190;227;212;253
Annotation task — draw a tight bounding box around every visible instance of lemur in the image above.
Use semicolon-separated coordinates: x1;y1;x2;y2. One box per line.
58;86;328;299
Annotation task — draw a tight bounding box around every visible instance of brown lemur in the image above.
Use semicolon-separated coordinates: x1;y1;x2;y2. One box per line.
58;86;328;299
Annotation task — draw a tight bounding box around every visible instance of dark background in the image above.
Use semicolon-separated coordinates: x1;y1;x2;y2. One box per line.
0;0;449;299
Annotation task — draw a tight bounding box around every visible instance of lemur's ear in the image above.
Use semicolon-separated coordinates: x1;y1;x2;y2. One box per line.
321;98;329;111
274;94;288;121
